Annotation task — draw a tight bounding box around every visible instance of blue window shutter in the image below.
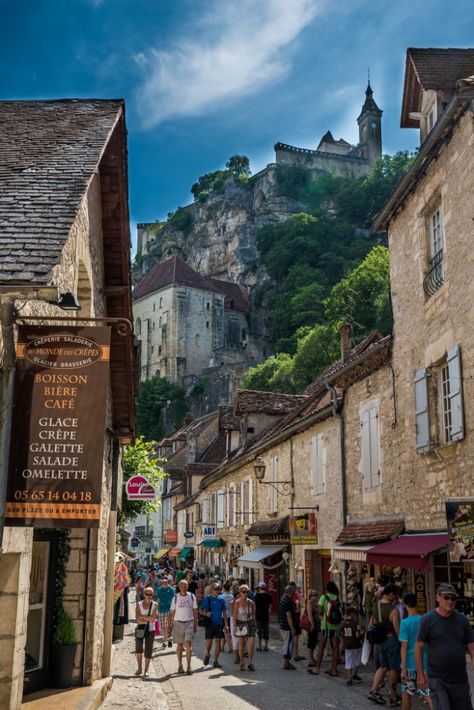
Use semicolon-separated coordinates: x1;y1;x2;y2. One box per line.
447;345;464;441
414;369;431;452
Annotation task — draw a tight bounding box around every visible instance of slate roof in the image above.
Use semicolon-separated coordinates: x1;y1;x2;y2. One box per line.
247;516;289;537
0;99;123;283
133;255;248;312
234;390;306;416
336;518;404;545
401;48;474;127
219;406;241;430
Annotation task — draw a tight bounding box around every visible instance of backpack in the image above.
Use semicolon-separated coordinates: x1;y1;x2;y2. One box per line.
325;595;342;625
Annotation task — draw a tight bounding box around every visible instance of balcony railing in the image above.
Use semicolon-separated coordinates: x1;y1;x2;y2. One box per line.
423;249;444;297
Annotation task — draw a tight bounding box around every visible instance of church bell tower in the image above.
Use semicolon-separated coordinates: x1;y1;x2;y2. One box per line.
357;81;382;166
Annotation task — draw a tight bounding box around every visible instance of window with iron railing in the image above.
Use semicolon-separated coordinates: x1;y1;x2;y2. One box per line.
423;207;444;296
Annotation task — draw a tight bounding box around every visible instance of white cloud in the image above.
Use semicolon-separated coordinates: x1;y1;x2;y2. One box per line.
135;0;323;127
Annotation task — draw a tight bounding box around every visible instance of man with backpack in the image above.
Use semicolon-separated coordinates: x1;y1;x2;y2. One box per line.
315;581;343;677
367;583;401;707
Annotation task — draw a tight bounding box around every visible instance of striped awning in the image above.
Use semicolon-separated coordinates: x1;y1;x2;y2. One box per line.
331;546;372;562
153;548;171;560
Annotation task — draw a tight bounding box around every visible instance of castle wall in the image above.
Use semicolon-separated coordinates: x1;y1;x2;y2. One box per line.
275;145;370;179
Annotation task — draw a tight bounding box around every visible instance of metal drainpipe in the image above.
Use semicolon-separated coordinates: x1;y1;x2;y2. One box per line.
102;437;119;678
0;298;16;551
325;381;348;527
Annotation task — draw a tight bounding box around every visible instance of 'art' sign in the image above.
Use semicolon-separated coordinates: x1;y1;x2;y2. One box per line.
5;326;111;528
126;475;157;501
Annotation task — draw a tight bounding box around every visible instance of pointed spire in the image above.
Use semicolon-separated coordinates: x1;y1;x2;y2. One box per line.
360;77;381;115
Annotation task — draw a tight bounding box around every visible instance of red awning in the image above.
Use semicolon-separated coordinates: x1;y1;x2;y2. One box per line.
366;534;448;571
168;547;183;558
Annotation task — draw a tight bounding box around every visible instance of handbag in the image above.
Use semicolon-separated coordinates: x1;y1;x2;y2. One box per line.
234;624;248;637
300;611;312;632
366;601;387;645
198;595;211;627
135;599;153;639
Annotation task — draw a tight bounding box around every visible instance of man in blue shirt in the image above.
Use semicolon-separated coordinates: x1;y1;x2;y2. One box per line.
200;582;227;668
156;577;176;649
399;592;429;707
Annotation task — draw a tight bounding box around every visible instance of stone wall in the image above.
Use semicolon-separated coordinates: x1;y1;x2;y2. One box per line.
275;145;370;179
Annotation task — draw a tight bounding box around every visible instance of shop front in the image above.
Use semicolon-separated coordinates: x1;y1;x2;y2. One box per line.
199;538;225;575
237;545;289;612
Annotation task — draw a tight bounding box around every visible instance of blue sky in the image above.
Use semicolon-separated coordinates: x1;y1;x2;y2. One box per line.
2;0;474;251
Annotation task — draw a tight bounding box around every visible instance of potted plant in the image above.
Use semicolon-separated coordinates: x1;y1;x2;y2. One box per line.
51;611;77;688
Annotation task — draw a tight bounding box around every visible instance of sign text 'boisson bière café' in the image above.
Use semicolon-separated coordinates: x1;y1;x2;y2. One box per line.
5;326;111;528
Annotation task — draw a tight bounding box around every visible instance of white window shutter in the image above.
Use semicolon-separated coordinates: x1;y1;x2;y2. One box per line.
240;481;245;525
316;433;325;494
248;478;253;524
310;436;317;493
369;408;380;486
414;369;431;452
226;489;231;527
270;456;278;513
217;490;225;528
447;345;464;441
361;410;371;487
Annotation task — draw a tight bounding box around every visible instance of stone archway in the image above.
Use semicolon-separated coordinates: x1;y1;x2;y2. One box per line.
254;189;267;210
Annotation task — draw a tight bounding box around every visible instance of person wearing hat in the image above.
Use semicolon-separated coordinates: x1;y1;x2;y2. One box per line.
416;583;474;709
255;581;272;652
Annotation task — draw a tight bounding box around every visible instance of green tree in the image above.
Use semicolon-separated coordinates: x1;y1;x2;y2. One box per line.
226;154;251;178
241;353;295;393
291;322;341;392
119;437;166;524
136;376;187;441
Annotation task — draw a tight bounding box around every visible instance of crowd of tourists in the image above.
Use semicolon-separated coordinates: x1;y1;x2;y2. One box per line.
130;563;474;709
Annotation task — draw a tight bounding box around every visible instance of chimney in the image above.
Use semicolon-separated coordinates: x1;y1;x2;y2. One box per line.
340;323;352;362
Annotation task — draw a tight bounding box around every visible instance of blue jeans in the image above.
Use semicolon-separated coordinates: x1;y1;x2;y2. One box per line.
378;634;401;671
429;677;473;710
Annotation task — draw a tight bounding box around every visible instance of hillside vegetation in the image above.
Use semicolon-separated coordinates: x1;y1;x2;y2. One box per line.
244;152;414;393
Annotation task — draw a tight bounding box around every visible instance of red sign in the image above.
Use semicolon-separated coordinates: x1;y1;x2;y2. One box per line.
126;475;157;500
5;326;110;528
164;530;178;544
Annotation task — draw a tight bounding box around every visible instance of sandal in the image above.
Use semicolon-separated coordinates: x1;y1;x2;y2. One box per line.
178;666;184;674
134;669;142;676
240;664;245;671
187;669;193;675
248;664;255;671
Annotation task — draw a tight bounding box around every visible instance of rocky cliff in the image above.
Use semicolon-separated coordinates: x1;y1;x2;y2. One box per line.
135;165;304;288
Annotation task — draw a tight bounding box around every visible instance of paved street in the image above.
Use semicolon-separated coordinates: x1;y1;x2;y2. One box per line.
102;595;381;710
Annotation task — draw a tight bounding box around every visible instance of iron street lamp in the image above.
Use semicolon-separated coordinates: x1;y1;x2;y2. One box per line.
253;456;293;495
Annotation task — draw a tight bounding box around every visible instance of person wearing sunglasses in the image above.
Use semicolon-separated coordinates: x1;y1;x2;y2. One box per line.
135;586;158;677
416;583;474;709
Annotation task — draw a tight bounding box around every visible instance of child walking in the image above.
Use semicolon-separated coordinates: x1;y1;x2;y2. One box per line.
340;606;364;686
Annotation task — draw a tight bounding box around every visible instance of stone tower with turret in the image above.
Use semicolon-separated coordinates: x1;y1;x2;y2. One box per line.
357;81;383;166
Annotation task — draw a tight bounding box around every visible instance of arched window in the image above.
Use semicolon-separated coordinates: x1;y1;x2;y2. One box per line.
135;317;142;336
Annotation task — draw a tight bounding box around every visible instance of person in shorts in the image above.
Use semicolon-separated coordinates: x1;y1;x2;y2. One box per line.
220;581;234;652
340;606;364;686
200;582;227;668
368;583;401;707
156;576;175;649
315;581;342;677
134;586;158;677
170;579;198;675
399;592;432;709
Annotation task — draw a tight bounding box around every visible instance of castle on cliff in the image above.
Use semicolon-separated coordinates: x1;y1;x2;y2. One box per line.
274;82;382;177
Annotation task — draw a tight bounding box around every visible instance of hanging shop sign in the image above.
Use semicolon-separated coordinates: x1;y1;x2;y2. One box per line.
184;531;194;539
164;530;178;544
203;525;217;539
130;537;140;548
5;326;111;528
289;512;318;545
446;500;474;562
126;475;157;501
414;569;427;614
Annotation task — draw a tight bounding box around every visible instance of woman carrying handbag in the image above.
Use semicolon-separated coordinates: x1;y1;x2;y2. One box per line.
232;584;257;671
135;586;158;677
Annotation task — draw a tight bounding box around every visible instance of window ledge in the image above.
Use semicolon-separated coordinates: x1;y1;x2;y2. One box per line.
430;441;461;459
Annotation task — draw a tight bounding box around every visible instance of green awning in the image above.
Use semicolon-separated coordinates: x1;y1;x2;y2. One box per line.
178;546;194;561
200;538;224;548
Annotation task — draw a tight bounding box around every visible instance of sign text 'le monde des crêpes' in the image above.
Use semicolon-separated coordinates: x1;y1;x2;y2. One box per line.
5;326;111;528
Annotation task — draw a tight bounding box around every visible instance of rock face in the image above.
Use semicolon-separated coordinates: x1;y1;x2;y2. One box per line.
136;165;304;288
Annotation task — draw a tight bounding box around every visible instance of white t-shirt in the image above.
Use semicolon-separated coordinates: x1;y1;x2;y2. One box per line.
171;592;197;622
138;600;157;631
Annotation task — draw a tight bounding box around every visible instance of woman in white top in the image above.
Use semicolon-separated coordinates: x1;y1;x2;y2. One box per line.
232;584;257;671
135;586;158;676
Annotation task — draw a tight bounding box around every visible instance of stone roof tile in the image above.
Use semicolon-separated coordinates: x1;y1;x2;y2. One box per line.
336;518;404;545
0;99;123;283
234;390;306;416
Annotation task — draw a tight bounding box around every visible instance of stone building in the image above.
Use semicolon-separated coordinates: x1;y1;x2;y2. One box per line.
274;82;382;177
0;100;135;708
133;254;262;388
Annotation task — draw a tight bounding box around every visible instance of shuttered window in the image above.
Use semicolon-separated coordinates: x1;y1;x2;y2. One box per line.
248;478;253;524
446;345;464;442
310;434;325;495
217;490;225;528
361;407;380;487
414;369;431;452
270;456;278;513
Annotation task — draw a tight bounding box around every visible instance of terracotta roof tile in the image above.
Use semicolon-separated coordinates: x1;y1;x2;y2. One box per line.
219;406;241;430
247;516;289;537
207;278;249;312
336;518;405;545
0;99;123;283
